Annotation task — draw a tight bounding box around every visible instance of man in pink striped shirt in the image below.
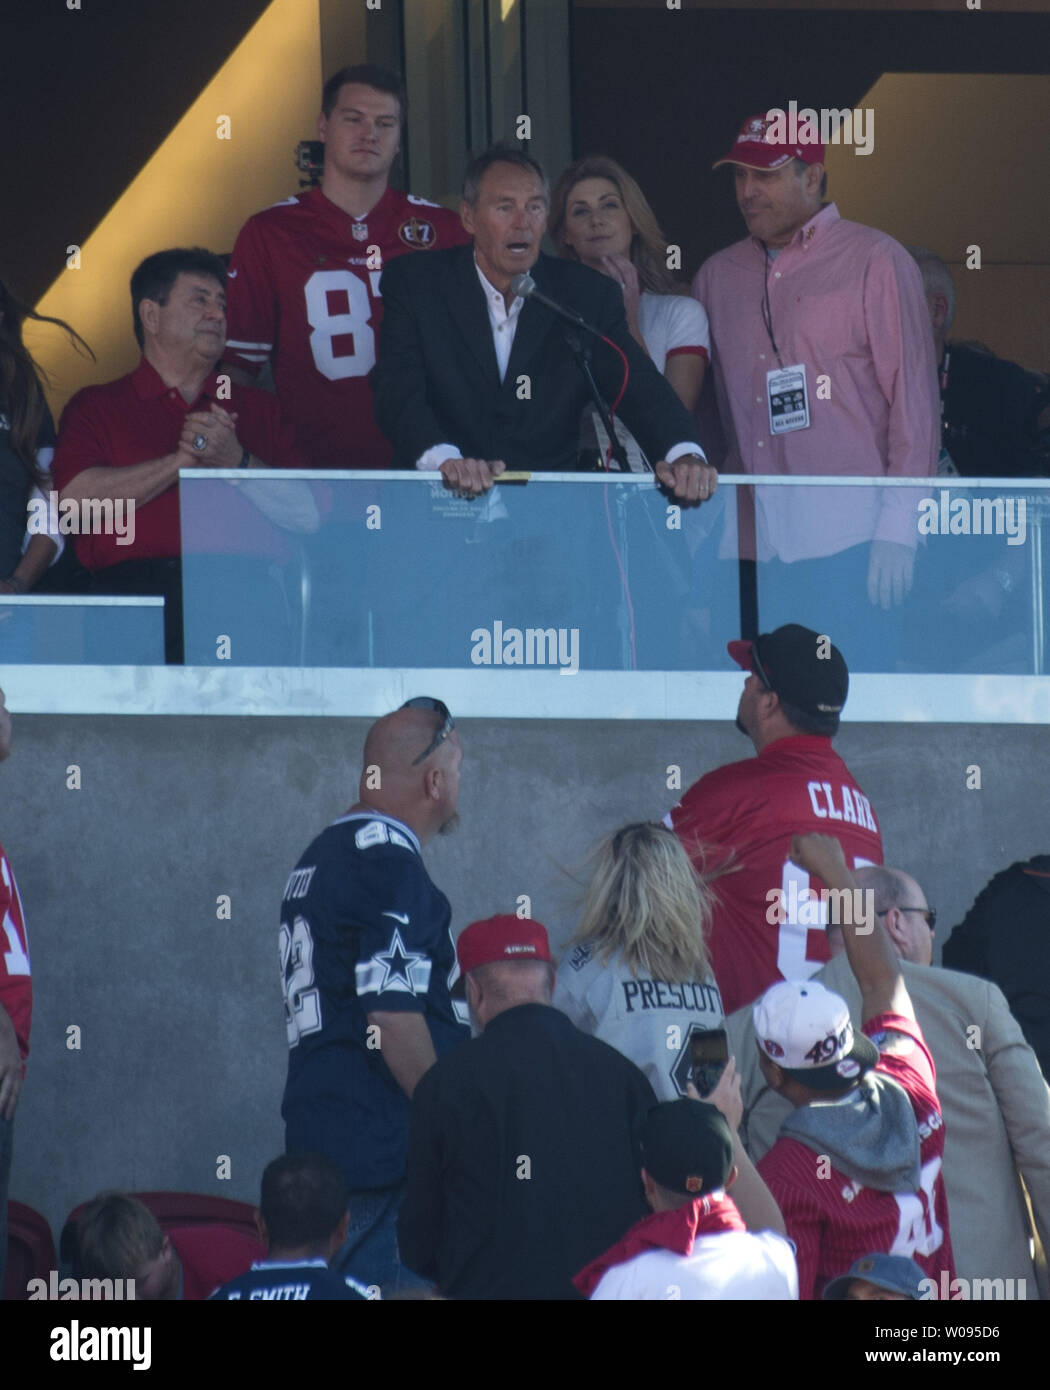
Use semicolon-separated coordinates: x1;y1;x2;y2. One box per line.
693;112;938;618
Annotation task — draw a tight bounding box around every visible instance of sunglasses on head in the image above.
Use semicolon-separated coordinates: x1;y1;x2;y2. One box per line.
750;651;775;692
401;696;455;766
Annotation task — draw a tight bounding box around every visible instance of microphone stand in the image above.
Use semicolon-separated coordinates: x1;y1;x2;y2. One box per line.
561;324;637;667
560;325;633;474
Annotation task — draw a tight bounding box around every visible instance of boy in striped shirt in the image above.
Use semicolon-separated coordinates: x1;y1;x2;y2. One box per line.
754;832;954;1300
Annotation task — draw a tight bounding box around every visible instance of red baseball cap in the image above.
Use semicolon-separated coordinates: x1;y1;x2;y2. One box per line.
713;112;825;171
452;914;552;997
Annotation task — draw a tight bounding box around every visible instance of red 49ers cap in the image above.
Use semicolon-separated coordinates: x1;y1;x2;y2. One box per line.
452;914;552;997
714;112;826;171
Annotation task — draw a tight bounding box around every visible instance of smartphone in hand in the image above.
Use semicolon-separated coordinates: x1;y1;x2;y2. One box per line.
689;1028;729;1098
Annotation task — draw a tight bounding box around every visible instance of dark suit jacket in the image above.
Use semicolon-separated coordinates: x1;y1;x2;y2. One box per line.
398;1003;655;1300
372;245;702;471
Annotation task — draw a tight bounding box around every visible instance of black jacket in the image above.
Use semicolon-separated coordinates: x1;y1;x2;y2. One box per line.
942;342;1050;477
398;1002;656;1299
943;856;1050;1078
372;245;701;471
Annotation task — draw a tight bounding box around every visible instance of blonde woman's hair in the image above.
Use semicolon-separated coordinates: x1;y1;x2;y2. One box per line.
549;155;686;296
569;822;714;982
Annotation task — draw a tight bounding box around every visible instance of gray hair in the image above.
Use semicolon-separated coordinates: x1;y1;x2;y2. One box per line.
907;246;956;333
462;145;549;207
853;864;913;916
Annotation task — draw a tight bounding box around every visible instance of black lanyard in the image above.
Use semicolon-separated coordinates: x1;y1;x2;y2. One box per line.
760;243;783;367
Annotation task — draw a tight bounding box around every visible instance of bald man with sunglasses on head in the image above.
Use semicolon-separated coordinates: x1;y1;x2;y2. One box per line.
279;698;469;1297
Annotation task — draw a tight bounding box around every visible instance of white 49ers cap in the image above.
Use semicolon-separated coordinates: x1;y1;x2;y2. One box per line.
752;979;878;1088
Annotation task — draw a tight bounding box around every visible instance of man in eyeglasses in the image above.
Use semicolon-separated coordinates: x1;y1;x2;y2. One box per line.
279;698;469;1297
857;867;935;968
726;860;1050;1299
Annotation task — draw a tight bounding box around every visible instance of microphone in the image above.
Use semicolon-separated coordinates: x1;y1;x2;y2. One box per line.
510;275;635;473
510;273;593;332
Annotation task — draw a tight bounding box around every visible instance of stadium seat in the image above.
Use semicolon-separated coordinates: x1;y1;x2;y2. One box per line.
60;1191;259;1274
4;1200;57;1301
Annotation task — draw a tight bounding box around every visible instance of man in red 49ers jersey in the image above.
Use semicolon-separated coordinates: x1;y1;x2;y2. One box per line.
223;65;469;469
0;687;32;1290
668;624;882;1014
754;833;953;1300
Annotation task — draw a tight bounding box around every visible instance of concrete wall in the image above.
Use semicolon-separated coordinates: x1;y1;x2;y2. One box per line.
4;713;1047;1250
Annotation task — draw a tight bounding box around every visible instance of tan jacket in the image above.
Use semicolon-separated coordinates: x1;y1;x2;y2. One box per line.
726;956;1050;1295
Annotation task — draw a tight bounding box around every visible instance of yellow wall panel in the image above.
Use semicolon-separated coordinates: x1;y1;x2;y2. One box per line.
825;72;1050;369
29;0;321;419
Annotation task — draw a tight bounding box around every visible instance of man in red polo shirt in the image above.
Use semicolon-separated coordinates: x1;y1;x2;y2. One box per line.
667;624;882;1014
51;247;304;662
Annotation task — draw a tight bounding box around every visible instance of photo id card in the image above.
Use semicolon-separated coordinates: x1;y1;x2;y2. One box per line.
766;364;810;435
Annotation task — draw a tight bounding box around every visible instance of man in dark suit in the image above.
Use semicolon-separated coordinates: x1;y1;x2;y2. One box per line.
372;147;716;506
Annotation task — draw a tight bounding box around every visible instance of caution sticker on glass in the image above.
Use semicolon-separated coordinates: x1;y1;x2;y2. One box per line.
766;363;810;435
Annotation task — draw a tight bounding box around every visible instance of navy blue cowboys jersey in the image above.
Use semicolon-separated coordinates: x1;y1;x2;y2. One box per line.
209;1260;369;1301
280;811;468;1191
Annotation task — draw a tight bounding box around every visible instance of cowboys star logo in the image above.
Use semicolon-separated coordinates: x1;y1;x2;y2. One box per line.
398;217;437;248
374;928;426;991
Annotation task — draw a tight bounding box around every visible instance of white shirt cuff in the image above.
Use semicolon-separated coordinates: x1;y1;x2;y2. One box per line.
24;483;65;563
664;442;707;465
415;444;462;471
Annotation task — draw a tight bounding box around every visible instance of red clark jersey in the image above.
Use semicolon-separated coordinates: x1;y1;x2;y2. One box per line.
0;840;32;1065
758;1013;954;1300
669;735;883;1014
224;186;470;469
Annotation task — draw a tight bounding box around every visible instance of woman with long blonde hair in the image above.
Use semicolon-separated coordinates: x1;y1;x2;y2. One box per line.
554;821;724;1100
549;156;709;469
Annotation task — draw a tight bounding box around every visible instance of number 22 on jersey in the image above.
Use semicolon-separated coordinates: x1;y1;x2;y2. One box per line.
280;915;322;1047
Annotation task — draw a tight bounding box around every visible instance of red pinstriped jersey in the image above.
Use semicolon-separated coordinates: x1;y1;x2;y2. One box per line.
224;186;469;469
669;736;883;1014
0;841;32;1064
757;1014;953;1300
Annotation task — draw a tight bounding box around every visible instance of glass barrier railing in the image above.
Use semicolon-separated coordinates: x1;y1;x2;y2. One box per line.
0;594;164;665
177;473;1046;676
1;474;1046;679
